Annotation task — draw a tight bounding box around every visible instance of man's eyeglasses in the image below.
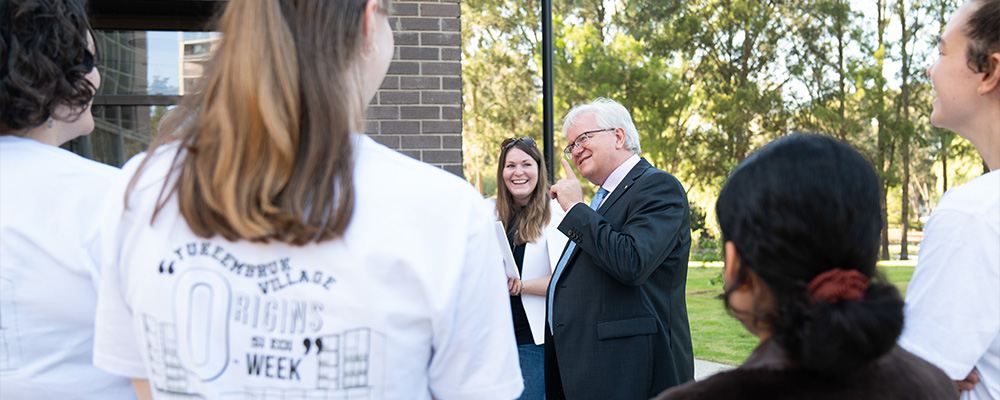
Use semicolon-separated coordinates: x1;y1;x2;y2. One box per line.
501;136;537;151
563;128;614;159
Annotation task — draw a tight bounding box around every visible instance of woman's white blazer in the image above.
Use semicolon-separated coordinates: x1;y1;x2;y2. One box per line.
489;198;568;345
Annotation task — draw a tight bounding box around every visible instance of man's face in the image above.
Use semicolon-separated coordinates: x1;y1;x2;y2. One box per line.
565;112;622;186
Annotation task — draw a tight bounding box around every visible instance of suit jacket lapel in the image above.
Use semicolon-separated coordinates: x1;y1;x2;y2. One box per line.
560;158;653;265
597;158;651;215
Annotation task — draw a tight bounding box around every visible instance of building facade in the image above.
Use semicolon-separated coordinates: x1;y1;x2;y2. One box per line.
80;0;465;177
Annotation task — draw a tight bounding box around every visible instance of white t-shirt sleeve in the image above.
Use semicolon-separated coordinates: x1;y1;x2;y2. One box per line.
900;208;1000;380
92;167;148;379
81;165;122;293
427;203;523;400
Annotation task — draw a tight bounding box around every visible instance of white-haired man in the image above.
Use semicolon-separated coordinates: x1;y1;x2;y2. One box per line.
547;98;694;399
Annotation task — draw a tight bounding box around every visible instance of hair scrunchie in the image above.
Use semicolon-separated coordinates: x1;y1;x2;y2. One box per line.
807;268;870;304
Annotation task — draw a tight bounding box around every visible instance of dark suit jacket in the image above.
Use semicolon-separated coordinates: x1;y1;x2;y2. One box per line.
546;158;694;399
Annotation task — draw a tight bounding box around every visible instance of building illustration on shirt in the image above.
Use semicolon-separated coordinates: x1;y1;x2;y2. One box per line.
140;264;386;399
143;312;384;399
0;277;21;372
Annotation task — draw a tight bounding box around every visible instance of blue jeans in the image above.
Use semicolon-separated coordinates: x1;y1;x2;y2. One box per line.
517;343;545;400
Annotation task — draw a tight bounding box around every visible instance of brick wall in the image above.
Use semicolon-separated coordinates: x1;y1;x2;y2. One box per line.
366;0;464;177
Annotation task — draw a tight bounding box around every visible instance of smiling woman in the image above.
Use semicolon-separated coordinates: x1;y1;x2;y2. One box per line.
492;135;567;400
898;1;1000;398
503;147;540;206
496;136;549;245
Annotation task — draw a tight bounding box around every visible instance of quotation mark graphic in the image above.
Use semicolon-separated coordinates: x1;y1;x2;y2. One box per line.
158;261;175;274
303;338;325;355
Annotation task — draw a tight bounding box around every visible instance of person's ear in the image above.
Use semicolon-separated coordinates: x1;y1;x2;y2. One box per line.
361;0;380;41
614;127;626;150
724;241;765;292
723;241;743;289
980;53;1000;95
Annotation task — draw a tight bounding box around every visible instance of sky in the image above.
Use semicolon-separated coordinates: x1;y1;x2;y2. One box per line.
146;31;181;94
145;31;218;95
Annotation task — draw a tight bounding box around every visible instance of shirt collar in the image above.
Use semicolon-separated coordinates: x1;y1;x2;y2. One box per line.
600;154;641;196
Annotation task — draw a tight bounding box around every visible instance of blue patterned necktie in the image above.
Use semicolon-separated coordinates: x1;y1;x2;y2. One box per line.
547;187;608;333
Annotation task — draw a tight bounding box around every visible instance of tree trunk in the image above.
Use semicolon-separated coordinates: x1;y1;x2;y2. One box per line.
897;0;911;261
902;134;910;260
936;3;951;195
942;143;948;192
877;0;891;260
837;0;847;141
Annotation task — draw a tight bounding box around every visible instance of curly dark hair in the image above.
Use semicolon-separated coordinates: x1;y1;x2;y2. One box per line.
966;0;1000;74
1;0;98;134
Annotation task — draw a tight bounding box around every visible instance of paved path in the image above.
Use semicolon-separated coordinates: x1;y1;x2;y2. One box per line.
694;359;735;380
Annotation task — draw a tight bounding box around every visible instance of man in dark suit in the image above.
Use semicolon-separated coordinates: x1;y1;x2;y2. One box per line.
546;98;694;399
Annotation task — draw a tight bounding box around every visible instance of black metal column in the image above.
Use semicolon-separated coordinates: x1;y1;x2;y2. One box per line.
542;0;554;181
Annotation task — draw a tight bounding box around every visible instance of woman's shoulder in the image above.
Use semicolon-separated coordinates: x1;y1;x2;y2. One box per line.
119;141;183;201
353;133;476;197
653;350;958;400
868;346;958;399
935;169;1000;216
1;135;119;181
652;368;811;400
352;134;490;223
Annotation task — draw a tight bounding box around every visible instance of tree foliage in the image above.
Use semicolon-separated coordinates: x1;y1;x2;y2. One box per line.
460;0;985;257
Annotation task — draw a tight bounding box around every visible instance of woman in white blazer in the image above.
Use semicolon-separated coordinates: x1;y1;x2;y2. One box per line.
492;136;569;400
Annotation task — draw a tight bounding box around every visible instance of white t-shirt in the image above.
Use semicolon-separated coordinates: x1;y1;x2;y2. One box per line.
93;134;523;399
900;170;1000;400
0;135;136;399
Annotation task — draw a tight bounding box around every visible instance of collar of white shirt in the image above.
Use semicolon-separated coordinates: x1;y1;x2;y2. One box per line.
597;154;641;208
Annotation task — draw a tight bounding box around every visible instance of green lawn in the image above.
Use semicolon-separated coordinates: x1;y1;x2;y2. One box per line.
686;264;915;365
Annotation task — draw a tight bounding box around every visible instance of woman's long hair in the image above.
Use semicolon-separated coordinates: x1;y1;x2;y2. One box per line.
130;0;389;245
716;134;903;376
495;140;550;245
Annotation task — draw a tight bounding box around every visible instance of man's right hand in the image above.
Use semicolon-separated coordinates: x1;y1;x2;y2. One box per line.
550;159;584;212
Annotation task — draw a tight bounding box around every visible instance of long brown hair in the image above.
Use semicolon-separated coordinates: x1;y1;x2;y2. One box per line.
495;139;550;245
130;0;389;245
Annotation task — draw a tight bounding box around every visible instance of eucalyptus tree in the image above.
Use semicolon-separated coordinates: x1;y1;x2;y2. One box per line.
788;0;866;142
461;0;543;194
894;0;931;260
554;1;694;177
619;0;792;191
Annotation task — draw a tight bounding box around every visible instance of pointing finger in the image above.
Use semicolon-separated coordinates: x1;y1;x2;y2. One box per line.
561;158;578;179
